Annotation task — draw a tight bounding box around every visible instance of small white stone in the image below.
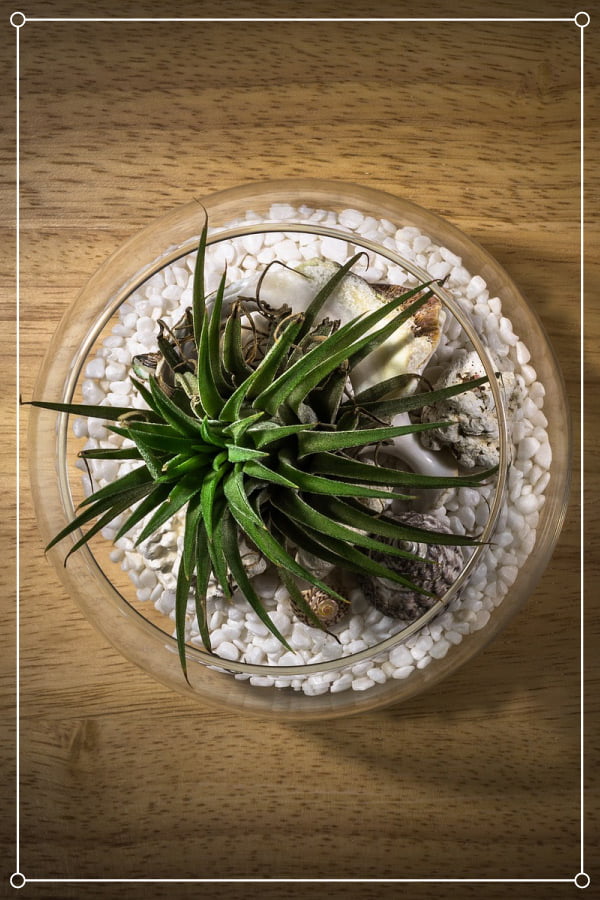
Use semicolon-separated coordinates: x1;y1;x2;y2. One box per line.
535;441;552;469
218;642;240;662
82;380;105;404
330;673;353;693
352;676;376;691
392;665;415;679
429;639;450;659
339;208;364;230
320;236;349;263
367;667;386;684
85;357;106;378
389;644;414;668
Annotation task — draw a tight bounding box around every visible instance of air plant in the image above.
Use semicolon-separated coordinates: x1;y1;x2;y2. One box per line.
26;221;495;680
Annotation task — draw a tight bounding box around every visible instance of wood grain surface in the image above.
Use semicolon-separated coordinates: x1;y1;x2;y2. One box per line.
2;1;598;897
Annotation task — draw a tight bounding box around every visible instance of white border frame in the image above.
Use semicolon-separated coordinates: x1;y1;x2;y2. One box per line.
10;10;590;892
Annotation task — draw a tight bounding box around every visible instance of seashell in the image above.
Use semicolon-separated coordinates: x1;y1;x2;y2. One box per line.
358;511;464;621
290;585;349;628
419;350;525;469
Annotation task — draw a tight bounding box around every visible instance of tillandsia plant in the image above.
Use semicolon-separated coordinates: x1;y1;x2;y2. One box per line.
26;221;497;680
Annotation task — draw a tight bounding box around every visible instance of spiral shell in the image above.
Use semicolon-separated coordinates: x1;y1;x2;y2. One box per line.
290;586;348;628
358;511;464;621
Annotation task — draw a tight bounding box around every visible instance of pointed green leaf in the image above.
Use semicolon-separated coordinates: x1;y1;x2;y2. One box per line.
271;491;441;561
220;512;293;651
297;419;450;457
200;463;228;540
222;304;253;383
79;446;143;461
24;398;155;422
254;285;432;415
134;475;202;546
148;375;204;436
219;313;304;422
250;422;316;449
77;464;153;508
223;467;347;603
175;555;192;682
315;495;479;547
113;482;172;543
192;219;208;349
242;460;298;489
309;452;498;488
63;483;156;561
296;252;364;341
193;519;212;652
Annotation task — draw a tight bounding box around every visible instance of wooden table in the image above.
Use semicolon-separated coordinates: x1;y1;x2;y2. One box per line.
2;1;598;896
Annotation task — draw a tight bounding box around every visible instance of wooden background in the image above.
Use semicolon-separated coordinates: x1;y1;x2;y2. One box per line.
2;1;598;897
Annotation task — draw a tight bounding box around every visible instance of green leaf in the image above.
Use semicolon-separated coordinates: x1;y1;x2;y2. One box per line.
62;482;156;561
315;495;479;547
223;411;264;443
222;303;254;383
222;467;347;603
175;554;192;682
208;269;232;396
297;420;450;457
24;398;155;422
242;460;298;489
349;373;422;406
134;475;202;546
148;375;204;436
250;422;317;449
206;496;232;600
200;463;228;540
271;511;432;594
245;313;305;399
79;446;143;461
156;453;209;483
296;252;364;341
277;450;400;500
182;492;203;579
193;519;212;652
220;512;293;651
219;313;304;422
309;452;498;489
254;285;432;415
346;375;491;420
43;480;150;553
113;483;172;543
192;219;208;350
226;445;269;463
270;491;439;562
196;282;226;418
278;568;338;637
77;464;153;508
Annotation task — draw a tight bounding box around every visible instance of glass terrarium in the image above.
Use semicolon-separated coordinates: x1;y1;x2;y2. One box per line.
27;179;571;718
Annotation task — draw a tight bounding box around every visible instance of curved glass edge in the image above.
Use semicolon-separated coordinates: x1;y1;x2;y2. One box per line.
26;179;572;717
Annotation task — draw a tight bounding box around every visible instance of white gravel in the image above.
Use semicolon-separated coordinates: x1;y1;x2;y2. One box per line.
74;203;552;696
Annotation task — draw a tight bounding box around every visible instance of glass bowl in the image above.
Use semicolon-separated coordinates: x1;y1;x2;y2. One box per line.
27;179;571;718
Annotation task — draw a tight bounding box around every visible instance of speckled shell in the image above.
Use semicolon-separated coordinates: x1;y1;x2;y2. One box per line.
358;511;464;620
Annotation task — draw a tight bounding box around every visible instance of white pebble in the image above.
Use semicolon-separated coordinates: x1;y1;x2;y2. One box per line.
320;236;349;262
535;441;552;469
85;357;105;378
352;676;376;692
339;208;364;230
330;673;353;693
392;665;415;679
429;639;450;659
82;381;105;404
217;642;240;662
